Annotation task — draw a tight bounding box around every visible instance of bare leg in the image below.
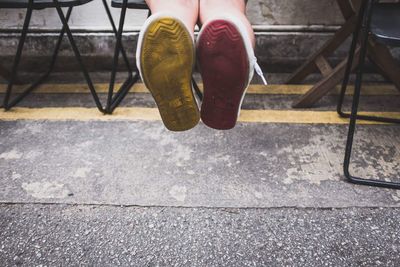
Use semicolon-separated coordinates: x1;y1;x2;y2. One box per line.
199;0;255;47
146;0;199;36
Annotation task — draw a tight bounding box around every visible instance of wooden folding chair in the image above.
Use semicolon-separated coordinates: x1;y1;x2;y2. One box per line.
288;0;400;108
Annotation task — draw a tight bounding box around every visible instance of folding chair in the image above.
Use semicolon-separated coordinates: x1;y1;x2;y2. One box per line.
110;0;203;110
1;0;132;113
288;0;400;108
337;0;400;189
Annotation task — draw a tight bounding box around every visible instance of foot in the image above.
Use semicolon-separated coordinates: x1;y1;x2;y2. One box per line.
137;14;200;131
197;16;257;130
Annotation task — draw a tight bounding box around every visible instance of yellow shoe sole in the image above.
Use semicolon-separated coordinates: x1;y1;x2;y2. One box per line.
139;17;200;131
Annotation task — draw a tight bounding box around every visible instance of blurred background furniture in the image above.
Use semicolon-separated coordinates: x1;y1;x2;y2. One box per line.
288;0;400;108
338;0;400;189
1;0;132;113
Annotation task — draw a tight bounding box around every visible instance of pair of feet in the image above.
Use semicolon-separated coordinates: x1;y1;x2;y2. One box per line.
137;13;266;131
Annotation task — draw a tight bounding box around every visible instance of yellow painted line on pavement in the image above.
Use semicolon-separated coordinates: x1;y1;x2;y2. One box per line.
1;107;399;124
0;83;398;95
0;83;148;94
0;107;160;122
248;84;399;95
239;110;398;124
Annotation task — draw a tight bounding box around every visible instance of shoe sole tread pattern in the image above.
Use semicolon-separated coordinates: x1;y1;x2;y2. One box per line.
198;20;250;130
140;17;199;131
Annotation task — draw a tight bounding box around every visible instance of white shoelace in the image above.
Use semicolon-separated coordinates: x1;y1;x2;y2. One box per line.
254;60;268;85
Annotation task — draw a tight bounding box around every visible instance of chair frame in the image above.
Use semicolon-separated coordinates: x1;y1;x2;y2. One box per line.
106;0;144;114
337;0;400;189
288;0;400;108
2;0;133;114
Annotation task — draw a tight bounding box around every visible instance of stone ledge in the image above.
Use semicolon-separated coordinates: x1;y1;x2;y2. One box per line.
0;31;399;73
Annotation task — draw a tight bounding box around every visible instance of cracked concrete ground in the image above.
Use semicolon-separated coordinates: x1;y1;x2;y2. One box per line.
0;73;399;266
1;121;399;208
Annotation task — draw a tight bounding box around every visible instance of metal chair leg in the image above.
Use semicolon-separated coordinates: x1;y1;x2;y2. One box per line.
337;0;400;124
192;78;203;101
45;7;72;78
343;0;400;189
102;0;132;74
109;6;153;111
105;0;139;114
3;5;73;110
337;0;364;118
53;0;105;113
3;2;33;110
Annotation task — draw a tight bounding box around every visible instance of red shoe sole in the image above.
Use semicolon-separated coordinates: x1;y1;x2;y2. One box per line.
197;20;249;130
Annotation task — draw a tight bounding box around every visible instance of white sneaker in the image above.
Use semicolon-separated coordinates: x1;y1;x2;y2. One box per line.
136;13;200;131
197;15;267;130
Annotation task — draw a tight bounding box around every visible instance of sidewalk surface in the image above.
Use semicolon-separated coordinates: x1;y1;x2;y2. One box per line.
1;74;399;266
